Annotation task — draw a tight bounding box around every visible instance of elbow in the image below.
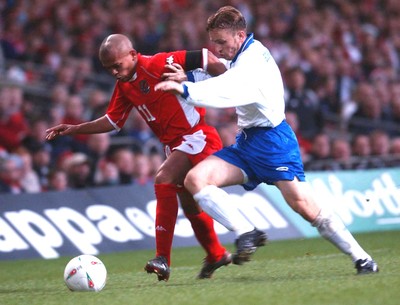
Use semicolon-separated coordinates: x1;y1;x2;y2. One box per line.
206;51;226;76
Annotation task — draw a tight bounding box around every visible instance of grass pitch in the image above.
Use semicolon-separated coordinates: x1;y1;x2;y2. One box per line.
1;230;399;305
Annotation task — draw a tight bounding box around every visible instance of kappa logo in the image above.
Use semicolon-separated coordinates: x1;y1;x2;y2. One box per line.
276;166;289;171
155;225;167;231
166;55;174;65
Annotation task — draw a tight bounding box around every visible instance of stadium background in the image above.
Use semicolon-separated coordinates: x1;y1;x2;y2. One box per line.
0;0;399;260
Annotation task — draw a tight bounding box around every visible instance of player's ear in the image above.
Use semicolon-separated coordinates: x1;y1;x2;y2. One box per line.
237;30;247;40
129;49;137;60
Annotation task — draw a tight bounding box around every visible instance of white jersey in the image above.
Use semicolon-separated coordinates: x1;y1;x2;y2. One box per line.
183;33;285;129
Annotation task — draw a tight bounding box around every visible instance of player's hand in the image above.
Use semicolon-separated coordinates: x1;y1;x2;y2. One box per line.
162;63;187;83
45;124;76;140
155;80;184;95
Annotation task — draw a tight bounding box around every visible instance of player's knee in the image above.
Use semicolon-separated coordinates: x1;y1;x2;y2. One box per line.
183;170;197;193
183;171;194;188
154;169;173;184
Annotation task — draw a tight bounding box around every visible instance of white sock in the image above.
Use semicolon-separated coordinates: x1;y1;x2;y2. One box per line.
312;208;371;262
193;185;254;236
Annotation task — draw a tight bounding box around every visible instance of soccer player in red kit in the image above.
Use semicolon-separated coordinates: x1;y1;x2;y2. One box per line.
46;34;231;281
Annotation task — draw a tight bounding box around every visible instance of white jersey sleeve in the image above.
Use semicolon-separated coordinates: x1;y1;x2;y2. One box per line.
182;40;286;128
187;69;212;82
183;68;263;108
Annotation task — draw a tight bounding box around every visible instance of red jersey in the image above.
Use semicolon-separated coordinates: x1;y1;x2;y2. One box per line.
106;51;208;145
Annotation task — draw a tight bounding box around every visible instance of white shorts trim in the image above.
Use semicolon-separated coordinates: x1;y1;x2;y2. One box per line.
165;130;207;157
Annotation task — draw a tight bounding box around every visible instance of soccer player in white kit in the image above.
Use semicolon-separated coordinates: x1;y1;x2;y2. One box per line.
155;6;378;274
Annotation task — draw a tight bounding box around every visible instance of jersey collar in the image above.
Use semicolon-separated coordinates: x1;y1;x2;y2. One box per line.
129;73;137;82
231;33;254;65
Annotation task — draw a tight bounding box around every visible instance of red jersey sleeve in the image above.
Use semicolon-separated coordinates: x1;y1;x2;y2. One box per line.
147;50;205;77
106;84;134;131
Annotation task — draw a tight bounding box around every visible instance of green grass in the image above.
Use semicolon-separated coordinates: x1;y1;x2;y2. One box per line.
1;230;399;305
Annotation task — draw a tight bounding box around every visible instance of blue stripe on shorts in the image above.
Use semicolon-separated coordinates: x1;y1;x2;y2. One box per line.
214;120;305;190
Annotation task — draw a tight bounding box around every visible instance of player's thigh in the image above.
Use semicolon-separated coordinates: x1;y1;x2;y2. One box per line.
186;155;245;189
155;150;192;185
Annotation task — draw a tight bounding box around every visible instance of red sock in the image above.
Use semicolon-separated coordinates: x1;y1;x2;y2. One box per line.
154;183;179;266
185;211;226;263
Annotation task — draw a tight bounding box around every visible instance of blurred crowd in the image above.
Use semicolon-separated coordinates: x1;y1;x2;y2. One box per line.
0;0;400;194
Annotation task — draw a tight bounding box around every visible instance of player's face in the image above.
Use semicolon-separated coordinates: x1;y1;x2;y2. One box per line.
209;29;246;60
101;50;137;82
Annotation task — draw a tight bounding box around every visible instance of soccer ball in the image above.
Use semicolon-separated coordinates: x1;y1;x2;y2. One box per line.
63;254;107;292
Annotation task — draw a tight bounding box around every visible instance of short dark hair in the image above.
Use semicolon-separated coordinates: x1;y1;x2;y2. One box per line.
206;6;246;32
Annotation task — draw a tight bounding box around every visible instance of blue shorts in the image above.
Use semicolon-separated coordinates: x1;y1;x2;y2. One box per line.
214;120;305;191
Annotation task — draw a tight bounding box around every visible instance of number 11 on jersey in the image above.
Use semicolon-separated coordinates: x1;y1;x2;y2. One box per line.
138;104;156;121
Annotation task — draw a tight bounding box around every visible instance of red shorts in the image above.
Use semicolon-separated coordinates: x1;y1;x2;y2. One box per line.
165;124;222;166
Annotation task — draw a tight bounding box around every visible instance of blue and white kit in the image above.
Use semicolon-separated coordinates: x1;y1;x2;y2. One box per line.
182;33;305;190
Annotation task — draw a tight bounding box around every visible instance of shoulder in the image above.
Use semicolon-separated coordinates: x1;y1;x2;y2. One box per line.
150;51;187;64
248;40;272;60
236;40;275;68
145;51;188;72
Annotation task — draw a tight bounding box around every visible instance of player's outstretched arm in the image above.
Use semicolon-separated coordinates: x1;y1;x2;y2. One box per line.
46;115;114;141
